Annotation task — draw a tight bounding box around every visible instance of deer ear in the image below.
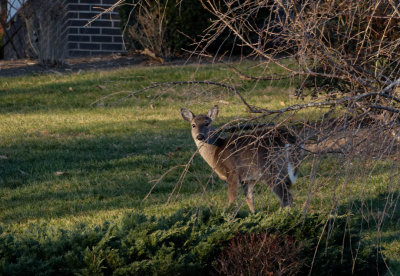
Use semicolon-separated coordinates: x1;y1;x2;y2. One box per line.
181;108;194;122
208;105;219;120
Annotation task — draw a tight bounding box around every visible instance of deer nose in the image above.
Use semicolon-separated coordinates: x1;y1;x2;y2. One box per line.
196;134;205;141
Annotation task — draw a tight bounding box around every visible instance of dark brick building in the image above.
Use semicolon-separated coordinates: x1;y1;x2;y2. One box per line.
3;0;126;59
66;0;125;57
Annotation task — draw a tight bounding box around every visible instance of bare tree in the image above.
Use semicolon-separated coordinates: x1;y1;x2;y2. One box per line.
20;0;68;65
199;0;400;118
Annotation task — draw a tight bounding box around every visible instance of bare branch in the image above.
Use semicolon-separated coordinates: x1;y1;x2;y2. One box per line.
103;80;257;112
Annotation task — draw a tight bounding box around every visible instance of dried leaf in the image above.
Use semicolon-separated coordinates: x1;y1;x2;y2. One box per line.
0;155;8;159
55;171;66;176
141;48;164;64
68;87;73;91
280;101;285;106
97;85;107;90
150;104;154;109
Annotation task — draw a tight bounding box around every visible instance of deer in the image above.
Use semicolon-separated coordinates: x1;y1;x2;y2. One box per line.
181;105;302;213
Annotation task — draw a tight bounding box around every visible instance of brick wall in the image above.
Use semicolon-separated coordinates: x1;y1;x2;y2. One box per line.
66;0;125;57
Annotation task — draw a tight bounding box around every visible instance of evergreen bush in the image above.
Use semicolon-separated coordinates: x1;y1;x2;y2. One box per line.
0;208;385;275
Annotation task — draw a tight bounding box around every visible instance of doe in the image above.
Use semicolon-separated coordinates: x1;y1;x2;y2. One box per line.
181;105;301;213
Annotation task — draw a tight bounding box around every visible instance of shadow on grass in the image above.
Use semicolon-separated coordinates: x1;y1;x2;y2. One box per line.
0;119;213;223
0;56;147;78
337;192;400;275
345;191;400;229
0;78;140;114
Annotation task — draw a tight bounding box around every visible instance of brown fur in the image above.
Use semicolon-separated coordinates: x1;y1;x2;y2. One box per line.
181;106;301;213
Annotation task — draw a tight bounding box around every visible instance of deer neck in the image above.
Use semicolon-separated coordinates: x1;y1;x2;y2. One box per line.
195;139;229;181
195;139;219;165
194;128;222;169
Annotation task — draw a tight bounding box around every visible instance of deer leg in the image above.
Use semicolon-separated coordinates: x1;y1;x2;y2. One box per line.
272;178;293;207
226;173;239;205
242;182;255;214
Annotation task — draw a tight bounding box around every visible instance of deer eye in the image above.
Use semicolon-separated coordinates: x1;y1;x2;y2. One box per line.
192;124;196;128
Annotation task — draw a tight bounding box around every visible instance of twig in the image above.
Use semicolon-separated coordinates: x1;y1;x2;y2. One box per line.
250;81;400;115
95;77;400;117
229;64;299;81
84;0;125;27
143;164;187;202
90;91;133;107
369;105;400;114
113;80;257;112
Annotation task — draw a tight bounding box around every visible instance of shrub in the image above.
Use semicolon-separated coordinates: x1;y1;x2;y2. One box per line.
118;0;266;58
215;232;302;276
119;0;214;58
0;208;386;275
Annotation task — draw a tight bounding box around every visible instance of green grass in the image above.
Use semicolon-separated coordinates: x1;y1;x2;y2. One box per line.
0;63;298;224
0;62;399;275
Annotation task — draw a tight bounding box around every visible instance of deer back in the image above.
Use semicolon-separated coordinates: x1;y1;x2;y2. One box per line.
214;127;300;183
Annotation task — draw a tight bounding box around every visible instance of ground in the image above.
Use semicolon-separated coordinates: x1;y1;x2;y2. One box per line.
0;54;174;77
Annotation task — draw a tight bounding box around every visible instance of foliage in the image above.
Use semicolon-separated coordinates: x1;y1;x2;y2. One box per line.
119;0;214;57
118;0;260;57
215;231;302;276
0;207;386;275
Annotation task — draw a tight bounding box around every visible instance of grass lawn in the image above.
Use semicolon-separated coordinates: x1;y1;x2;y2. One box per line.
0;61;399;275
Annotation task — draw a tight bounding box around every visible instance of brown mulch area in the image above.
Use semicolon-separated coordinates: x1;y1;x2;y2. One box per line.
0;54;193;77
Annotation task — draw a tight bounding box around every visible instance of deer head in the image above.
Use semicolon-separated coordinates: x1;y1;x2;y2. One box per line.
181;105;219;144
